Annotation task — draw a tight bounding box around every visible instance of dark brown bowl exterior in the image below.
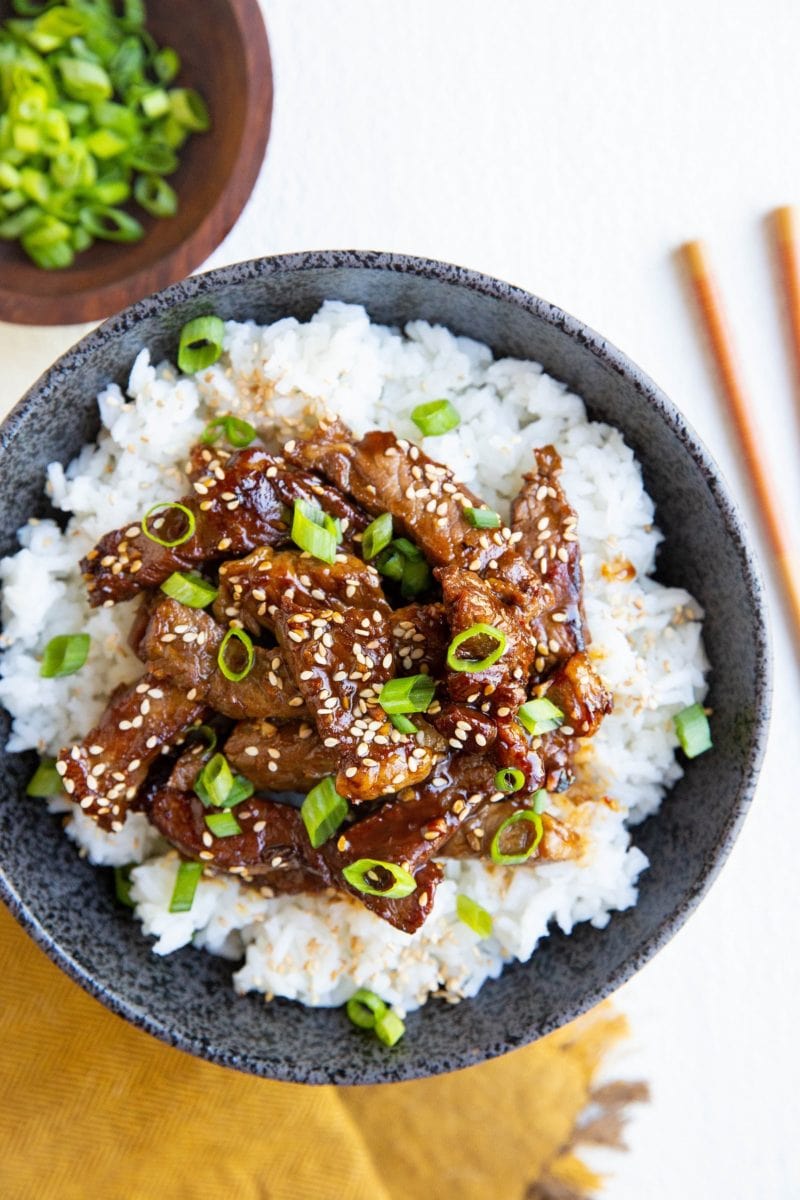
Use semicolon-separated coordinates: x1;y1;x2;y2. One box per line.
0;252;770;1084
0;0;272;325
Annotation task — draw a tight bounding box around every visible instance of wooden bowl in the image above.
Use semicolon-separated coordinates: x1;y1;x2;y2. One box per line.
0;0;272;326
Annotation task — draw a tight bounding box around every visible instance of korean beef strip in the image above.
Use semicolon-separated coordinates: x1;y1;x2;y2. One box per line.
56;676;205;830
214;545;389;634
64;412;614;937
283;419;519;570
141;596;305;720
510;445;587;670
437;564;537;714
535;651;613;791
224;718;337;793
273;607;445;801
149;789;326;896
149;789;439;932
81;446;369;606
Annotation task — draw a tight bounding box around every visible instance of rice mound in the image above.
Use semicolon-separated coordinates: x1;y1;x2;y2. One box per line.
0;302;707;1014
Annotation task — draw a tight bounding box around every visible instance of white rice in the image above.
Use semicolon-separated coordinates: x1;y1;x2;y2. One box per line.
0;302;707;1014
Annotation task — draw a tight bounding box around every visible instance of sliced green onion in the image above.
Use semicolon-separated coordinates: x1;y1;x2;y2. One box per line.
301;776;349;849
411;399;460;437
194;752;233;808
379;674;436;715
490;810;544;866
177;315;226;374
389;713;418;734
374;1008;406;1047
294;498;342;544
518;697;564;737
26;757;63;797
375;547;405;582
674;703;712;758
342;858;417;899
200;414;257;448
204;810;242;838
361;512;393;560
169;860;203;913
152;46;180;83
291;500;337;564
494;767;525;794
169;87;210;132
400;558;431;598
187;723;217;755
140;87;169;119
160;571;218;608
193;753;253;811
446;623;507;673
346;988;387;1029
217;627;255;682
133;173;177;217
142;500;196;547
39;632;90;678
78;204;143;242
391;538;420;561
114;864;135;908
86;127;128;158
456;894;493;938
58;57;113;102
464;506;501;529
126;141;178;175
532;788;548;814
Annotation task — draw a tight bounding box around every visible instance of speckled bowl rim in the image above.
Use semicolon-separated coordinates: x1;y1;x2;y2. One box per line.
0;250;772;1083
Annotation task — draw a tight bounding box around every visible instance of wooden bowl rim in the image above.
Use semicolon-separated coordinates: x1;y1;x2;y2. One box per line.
0;0;272;327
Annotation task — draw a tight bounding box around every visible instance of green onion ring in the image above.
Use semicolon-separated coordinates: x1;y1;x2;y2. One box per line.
411;399;460;437
169;860;203;913
374;1008;406;1046
142;501;196;548
200;414;257;448
674;703;713;758
177;315;225;374
217;627;255;682
389;713;418;734
26;757;64;797
301;777;349;849
114;865;135;908
494;767;525;794
464;506;501;529
518;697;564;737
489;810;544;866
446;623;507;673
39;632;90;678
361;512;393;560
160;571;218;608
345;988;388;1029
456;894;493;938
290;500;338;564
204;810;242;838
378;674;436;715
342;858;417;899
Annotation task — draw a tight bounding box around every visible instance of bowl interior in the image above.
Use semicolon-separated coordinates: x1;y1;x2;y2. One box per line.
0;0;272;324
0;253;769;1084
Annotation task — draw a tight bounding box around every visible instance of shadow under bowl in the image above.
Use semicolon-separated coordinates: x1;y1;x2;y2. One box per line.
0;250;770;1084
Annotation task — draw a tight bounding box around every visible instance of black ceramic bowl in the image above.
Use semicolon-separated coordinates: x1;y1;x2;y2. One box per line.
0;252;770;1085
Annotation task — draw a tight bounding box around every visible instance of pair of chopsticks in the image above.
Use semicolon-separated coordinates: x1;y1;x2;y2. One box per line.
679;217;800;655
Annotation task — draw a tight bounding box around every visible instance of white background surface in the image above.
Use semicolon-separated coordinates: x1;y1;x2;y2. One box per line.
1;2;798;1195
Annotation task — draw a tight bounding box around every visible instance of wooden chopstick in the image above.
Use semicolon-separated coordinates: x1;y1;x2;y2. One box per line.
678;238;800;647
769;205;800;403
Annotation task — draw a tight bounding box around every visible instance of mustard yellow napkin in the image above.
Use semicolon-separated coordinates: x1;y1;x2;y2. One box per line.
0;904;645;1200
